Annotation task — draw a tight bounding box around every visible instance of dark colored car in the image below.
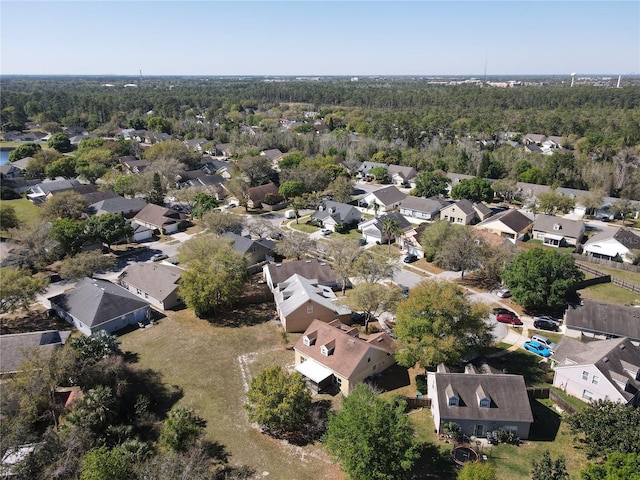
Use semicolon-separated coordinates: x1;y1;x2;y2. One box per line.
403;254;418;263
357;237;367;246
492;307;515;317
496;313;523;326
534;319;560;332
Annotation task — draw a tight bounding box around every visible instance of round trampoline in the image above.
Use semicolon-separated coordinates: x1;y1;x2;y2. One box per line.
452;446;479;466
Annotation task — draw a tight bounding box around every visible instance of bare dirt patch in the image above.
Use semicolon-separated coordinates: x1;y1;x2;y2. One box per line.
0;306;72;335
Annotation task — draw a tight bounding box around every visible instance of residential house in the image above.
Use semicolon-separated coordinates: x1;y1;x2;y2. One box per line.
8;156;33;172
387;165;418;187
175;170;228;200
523;133;547;146
362;185;406;213
260;148;284;166
131;223;153;242
312;200;362;232
445;173;475;194
551;337;640;406
0;163;21;179
474;209;533;242
399;196;451;223
26;178;96;204
439;199;488;225
133;203;185;235
564;300;640;343
294;319;395;395
583;228;640;263
183;138;208;152
357;161;387;179
118;263;182;311
88;196;147;218
532;215;585;248
119;157;149;174
0;330;71;376
427;364;534;439
49;278;151;336
272;274;351;333
247;182;280;210
515;182;551;203
358;210;413;245
214;143;234;157
201;158;233;179
222;232;276;265
263;258;341;292
524;143;543;154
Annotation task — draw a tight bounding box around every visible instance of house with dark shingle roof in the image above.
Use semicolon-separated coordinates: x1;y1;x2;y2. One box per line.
427;364;534;439
247;182;279;209
357;210;413;245
88;196;147;218
118;263;183;311
474;208;533;242
552;336;640;406
357;161;388;179
133;203;185;235
400;196;450;222
583;228;640;263
263;258;340;292
312;200;362;232
564;300;640;343
294;319;395;394
362;185;406;213
49;278;151;336
387;165;417;186
222;232;276;265
0;330;71;376
532;215;585;247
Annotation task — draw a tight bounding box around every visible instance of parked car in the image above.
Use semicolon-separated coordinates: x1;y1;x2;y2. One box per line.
320;229;332;236
531;334;556;352
403;254;418;263
357;237;367;246
492;307;515;317
398;285;410;298
151;253;168;262
496;288;511;298
524;340;551;357
533;318;560;332
496;313;522;325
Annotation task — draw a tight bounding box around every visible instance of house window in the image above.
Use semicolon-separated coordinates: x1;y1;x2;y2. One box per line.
334;377;342;387
582;371;589;381
582;390;593;400
479;399;490;408
592;375;599;385
307;304;313;314
136;288;142;295
448;397;458;407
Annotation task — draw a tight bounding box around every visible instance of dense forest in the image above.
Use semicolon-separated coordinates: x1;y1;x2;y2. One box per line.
2;76;639;198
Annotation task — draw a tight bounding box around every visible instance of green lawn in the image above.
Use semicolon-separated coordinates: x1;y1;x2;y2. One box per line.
578;282;640;305
0;198;41;237
576;261;640;285
118;308;345;480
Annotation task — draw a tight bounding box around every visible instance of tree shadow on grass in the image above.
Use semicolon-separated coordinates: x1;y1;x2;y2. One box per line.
365;364;411;393
411;442;458;480
263;399;332;447
480;351;550;385
528;399;562;442
205;303;275;328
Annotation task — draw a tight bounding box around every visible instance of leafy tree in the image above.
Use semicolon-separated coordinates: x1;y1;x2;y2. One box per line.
9;142;41;162
501;248;584;311
49;218;88;256
413;171;450;198
200;210;244;235
352;250;398;284
535;190;576;215
148;171;165;205
275;231;317;261
7;220;54;269
394;280;492;368
382;217;401;253
0;267;49;313
369;166;389;182
278;180;305;200
450;177;494;203
324;384;419;480
85;213;133;251
177;236;247;317
146;116;172;134
343;282;403;333
473;242;518;288
531;450;569;480
610;198;635;226
0;204;20;231
581;452;640;480
24;149;63;179
245;365;311;434
226;176;251;211
159;406;206;453
143;139;196;168
45;155;77;179
47;132;73;153
327;175;354;204
566;399;640;458
66;385;117;433
80;446;133;480
326;238;362;294
420;219;457;262
234;156;273;187
190;192;219;218
58;250;116;280
578;190;605;217
70;330;121;361
458;462;497;480
75;161;107;184
0;186;21;200
41;190;88;220
491;178;517;202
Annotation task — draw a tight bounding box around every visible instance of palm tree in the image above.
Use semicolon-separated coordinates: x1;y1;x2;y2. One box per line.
372;201;380;218
382;217;401;254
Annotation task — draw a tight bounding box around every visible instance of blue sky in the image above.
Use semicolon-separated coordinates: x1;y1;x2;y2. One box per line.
1;1;638;76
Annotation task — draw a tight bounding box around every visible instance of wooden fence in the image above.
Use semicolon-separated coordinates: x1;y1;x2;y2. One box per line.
548;390;576;415
405;396;431;409
572;254;640;273
575;263;640;294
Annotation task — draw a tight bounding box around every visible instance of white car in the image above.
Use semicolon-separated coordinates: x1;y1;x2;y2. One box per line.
496;288;511;298
151;253;168;262
320;229;332;236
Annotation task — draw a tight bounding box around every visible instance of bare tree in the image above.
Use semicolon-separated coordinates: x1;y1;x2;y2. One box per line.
435;227;482;279
326;238;362;295
247;217;277;239
275;232;316;261
352;250;398;284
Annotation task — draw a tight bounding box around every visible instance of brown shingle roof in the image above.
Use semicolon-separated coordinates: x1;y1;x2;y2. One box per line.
265;259;339;287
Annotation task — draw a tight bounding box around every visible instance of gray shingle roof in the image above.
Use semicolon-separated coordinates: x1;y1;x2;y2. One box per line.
368;185;406;207
584;228;640;249
565;300;640;341
0;330;71;375
265;259;339;287
400;195;450;213
117;263;182;302
312;200;359;223
222;232;275;255
533;215;585;239
50;278;149;329
89;196;147;216
477;208;532;233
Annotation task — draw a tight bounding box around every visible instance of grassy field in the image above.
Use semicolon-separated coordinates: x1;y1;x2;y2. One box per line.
118;308;345;480
578;282;640;305
0;198;41;237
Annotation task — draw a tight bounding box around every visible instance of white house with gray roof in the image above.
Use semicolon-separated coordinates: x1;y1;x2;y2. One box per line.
312;200;362;232
583;228;640;263
399;196;450;223
118;263;183;311
552;337;640;406
357;210;413;245
49;278;151;335
532;215;585;247
362;185;406;213
564;300;640;343
222;232;276;266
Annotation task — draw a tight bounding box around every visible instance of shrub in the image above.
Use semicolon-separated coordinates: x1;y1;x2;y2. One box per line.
415;374;428;394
